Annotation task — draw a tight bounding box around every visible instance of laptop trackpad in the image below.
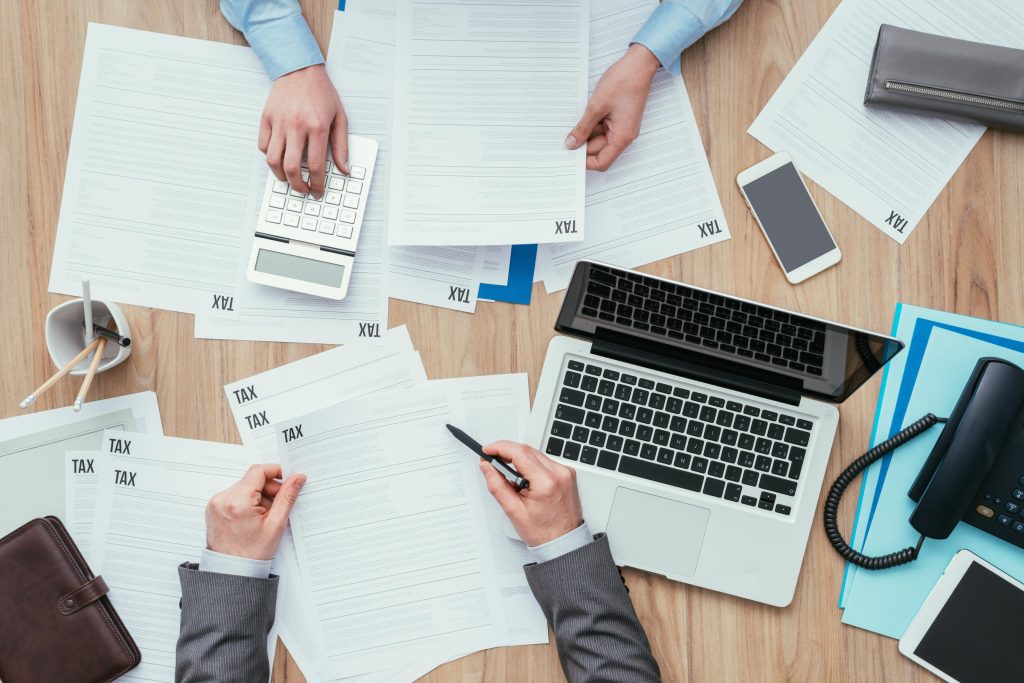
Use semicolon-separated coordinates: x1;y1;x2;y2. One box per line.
605;487;710;577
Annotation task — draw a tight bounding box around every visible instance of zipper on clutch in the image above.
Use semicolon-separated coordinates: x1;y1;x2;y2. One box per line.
884;80;1024;113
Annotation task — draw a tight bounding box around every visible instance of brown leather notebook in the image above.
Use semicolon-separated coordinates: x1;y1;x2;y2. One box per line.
0;517;141;682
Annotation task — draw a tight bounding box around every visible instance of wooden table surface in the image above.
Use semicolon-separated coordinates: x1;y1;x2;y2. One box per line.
3;0;1021;680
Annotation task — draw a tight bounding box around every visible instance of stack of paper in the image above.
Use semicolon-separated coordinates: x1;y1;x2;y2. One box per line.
749;0;1024;243
838;304;1024;638
221;326;547;681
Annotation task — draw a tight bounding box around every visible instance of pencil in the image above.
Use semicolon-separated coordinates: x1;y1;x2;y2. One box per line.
19;337;102;409
73;337;107;412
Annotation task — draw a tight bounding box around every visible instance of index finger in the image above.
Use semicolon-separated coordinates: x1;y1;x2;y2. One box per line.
482;440;551;478
240;463;282;490
307;128;328;199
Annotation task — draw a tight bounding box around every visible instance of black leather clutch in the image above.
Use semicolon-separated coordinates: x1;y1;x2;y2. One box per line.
864;25;1024;133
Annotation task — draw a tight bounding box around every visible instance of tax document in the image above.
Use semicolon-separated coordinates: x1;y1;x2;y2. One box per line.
325;3;502;313
65;450;103;561
278;384;507;677
748;0;1024;244
537;0;730;292
89;432;252;683
222;326;433;682
389;0;589;246
49;23;269;312
0;392;161;536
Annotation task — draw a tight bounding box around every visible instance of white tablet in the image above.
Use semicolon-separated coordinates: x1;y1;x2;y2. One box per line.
899;550;1021;682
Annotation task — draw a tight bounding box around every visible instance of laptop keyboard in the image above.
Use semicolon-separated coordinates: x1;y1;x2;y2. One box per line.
544;357;816;516
580;265;828;375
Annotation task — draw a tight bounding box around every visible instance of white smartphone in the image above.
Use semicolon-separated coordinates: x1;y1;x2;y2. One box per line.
736;152;841;284
899;550;1022;683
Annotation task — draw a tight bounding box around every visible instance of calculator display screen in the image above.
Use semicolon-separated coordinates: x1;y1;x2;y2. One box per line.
255;249;344;288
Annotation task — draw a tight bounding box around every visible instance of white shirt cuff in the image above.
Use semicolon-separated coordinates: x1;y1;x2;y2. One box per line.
199;548;272;579
527;521;594;565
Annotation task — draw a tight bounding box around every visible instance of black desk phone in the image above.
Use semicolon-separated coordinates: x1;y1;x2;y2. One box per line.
824;357;1024;569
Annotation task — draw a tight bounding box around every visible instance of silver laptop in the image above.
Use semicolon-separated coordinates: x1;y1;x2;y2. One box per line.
525;261;903;606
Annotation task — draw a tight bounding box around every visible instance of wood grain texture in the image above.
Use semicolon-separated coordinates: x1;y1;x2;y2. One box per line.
2;0;1020;680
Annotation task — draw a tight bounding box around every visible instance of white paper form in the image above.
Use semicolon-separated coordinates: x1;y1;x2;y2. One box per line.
0;392;162;537
389;0;589;247
48;23;269;312
535;0;730;292
221;326;433;682
747;0;1024;244
65;450;103;561
278;384;507;677
432;374;548;646
325;4;503;314
89;431;253;683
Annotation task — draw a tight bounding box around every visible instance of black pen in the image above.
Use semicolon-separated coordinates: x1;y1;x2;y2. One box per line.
446;423;529;490
83;321;131;347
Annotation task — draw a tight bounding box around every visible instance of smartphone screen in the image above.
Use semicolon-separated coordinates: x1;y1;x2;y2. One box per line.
741;162;836;272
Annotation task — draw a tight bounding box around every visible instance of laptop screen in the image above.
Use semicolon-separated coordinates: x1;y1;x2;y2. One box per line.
556;262;903;403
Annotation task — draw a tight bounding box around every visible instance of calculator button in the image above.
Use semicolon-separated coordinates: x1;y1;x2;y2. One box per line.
328;176;345;191
998;514;1012;526
304;203;321;217
269;195;286;209
300;216;317;231
286;198;303;212
1007;501;1021;515
289;185;306;197
1014;489;1024;501
346;180;363;195
325;191;342;205
325;160;332;173
283;214;300;227
265;209;282;224
272;180;288;193
337;223;353;239
340;209;356;224
323;206;339;220
1014;521;1024;534
342;194;359;209
300;169;309;182
350;165;366;179
318;221;335;235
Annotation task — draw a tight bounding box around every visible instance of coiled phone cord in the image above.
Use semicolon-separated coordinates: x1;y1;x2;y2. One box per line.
822;413;947;569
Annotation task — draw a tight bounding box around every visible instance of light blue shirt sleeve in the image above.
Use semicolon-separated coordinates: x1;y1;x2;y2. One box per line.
220;0;324;80
632;0;745;69
199;548;273;579
527;521;595;565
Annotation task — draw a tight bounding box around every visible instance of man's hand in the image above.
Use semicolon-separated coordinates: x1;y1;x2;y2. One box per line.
479;440;584;547
205;464;306;561
565;44;660;171
260;64;349;199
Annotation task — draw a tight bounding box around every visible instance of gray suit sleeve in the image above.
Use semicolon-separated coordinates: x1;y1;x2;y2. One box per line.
175;563;278;683
524;534;660;683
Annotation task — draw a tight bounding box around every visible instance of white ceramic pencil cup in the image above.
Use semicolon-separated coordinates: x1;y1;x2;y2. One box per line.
44;299;132;376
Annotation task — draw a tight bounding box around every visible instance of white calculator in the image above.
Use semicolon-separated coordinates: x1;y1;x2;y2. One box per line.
246;135;378;300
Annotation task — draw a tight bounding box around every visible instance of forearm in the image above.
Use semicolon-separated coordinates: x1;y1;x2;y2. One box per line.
220;0;323;79
525;534;660;683
176;563;278;683
632;0;745;69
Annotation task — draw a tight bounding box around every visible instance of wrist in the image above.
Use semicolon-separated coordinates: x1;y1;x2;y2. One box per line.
624;43;660;79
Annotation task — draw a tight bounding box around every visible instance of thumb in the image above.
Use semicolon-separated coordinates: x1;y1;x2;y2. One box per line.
268;473;306;528
565;104;604;150
479;460;524;518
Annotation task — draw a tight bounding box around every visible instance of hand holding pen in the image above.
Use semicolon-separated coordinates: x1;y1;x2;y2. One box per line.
447;425;584;548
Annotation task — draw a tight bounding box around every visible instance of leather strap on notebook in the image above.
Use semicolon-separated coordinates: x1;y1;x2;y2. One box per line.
58;575;110;615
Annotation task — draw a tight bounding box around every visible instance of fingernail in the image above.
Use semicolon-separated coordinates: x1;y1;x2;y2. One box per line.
296;474;307;487
341;161;350;175
312;191;322;200
565;135;577;149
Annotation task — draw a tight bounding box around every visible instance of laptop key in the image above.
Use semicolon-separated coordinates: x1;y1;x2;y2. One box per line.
741;495;757;506
619;421;637;438
760;473;798;496
614;384;632;400
721;447;738;463
546;438;564;456
618;456;703;493
637;426;654;442
637;408;654;424
559;388;585;406
657;448;674;465
598;380;615;396
667;397;684;414
721;429;738;446
601;415;619;432
563;442;580;461
767;423;785;440
623;440;641;456
585;394;602;410
691;456;708;474
709;461;725;478
582;376;598;392
775;504;791;515
597;450;619;470
784;427;811;447
585;411;603;428
585;364;602;375
725;483;742;502
551;421;572;438
779;414;796;426
555;405;585;423
755;455;772;472
739;451;755;468
703;478;725;498
670;433;687;450
640;444;657;460
670;416;687;432
568;360;585;371
653;411;670;428
619;403;637;420
686;439;704;455
797;418;813;430
704;443;721;459
725;465;742;482
564;371;581;388
607;435;624;452
742;470;759;486
621;374;637;385
683;402;700;418
674;452;691;469
771;460;788;477
601;399;619;415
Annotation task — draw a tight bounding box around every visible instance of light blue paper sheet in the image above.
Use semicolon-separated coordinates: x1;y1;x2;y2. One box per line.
839;313;1024;638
